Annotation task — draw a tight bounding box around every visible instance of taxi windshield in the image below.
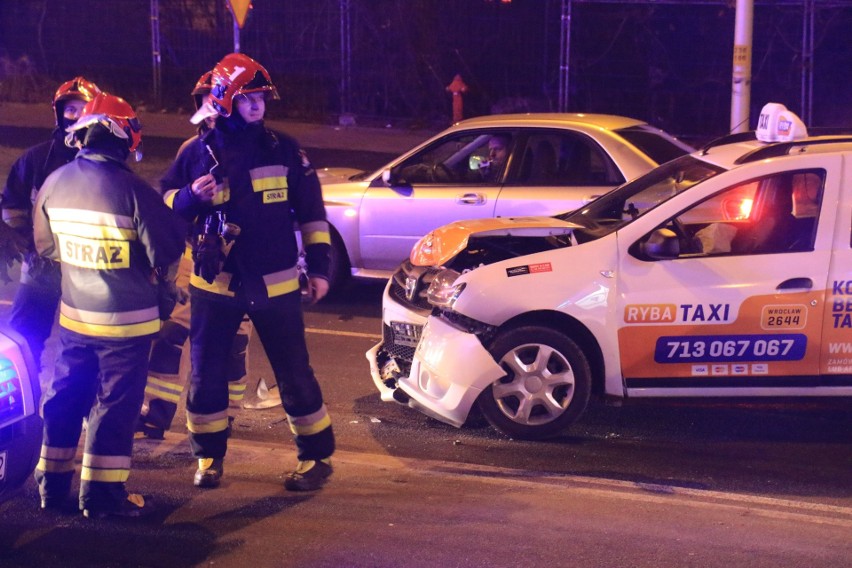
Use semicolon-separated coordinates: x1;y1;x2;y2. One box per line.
558;155;722;236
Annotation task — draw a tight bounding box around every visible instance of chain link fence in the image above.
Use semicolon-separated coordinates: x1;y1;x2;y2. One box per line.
1;0;850;140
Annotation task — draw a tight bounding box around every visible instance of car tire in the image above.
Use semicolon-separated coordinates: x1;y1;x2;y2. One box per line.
326;227;351;295
478;326;591;440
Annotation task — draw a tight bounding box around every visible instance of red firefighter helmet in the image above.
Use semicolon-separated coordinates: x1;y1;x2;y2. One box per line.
67;92;142;157
191;53;278;124
52;76;101;126
191;70;214;110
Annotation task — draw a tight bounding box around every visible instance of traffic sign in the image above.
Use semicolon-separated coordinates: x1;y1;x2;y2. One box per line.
227;0;252;29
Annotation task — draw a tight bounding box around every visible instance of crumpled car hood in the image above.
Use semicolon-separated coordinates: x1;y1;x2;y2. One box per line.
410;216;579;267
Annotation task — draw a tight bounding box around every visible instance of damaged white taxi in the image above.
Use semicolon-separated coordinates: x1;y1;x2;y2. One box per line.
367;103;852;439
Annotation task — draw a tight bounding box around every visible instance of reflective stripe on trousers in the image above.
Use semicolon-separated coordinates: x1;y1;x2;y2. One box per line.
187;291;334;461
36;329;151;509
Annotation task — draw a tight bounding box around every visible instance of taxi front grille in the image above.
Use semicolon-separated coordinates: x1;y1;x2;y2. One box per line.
388;261;438;313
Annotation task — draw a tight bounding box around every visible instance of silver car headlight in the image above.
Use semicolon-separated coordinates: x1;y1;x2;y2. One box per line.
426;269;466;310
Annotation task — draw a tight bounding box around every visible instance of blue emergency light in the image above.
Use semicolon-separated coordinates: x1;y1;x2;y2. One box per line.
0;356;23;426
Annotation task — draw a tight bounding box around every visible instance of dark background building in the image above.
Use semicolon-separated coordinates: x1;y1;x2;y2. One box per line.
1;0;850;141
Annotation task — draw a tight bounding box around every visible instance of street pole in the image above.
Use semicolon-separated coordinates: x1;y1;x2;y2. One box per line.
339;0;351;121
558;0;572;112
730;0;753;133
226;0;250;53
801;0;814;125
150;0;162;107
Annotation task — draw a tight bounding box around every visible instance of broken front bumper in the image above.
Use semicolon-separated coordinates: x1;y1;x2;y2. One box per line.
396;316;504;428
366;277;430;403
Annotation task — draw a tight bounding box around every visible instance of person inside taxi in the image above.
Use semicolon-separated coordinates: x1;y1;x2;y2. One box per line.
683;171;822;256
791;171;821;218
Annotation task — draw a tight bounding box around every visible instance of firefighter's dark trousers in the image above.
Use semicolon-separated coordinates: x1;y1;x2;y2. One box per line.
34;329;152;511
187;290;334;462
8;271;61;367
142;254;250;431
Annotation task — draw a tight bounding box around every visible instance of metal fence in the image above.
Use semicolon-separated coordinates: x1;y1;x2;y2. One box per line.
1;0;850;140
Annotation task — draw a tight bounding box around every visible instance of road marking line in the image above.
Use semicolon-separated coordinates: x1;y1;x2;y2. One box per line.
420;462;852;526
305;327;381;340
135;435;852;528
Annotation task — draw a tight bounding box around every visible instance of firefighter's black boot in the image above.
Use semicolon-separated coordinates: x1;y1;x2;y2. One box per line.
135;416;166;440
193;458;224;488
283;458;332;492
83;494;151;519
40;495;76;514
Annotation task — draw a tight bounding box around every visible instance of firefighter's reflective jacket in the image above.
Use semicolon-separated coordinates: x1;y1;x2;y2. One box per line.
164;122;330;306
1;129;79;278
32;149;186;339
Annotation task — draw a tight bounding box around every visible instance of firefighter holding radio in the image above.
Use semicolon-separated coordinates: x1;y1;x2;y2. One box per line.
139;71;254;441
167;53;335;491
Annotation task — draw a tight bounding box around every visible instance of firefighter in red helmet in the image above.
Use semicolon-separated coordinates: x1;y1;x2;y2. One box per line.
1;76;101;366
32;92;185;518
139;70;255;440
169;53;334;491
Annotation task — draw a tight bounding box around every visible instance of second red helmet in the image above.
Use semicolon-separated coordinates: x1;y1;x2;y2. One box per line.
67;92;143;158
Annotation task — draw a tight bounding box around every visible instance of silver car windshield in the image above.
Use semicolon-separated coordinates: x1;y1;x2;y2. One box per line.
559;155;723;236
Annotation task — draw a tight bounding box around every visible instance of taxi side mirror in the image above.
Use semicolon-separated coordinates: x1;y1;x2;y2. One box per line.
640;228;680;260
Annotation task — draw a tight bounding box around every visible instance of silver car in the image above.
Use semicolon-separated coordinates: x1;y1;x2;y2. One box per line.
318;113;693;290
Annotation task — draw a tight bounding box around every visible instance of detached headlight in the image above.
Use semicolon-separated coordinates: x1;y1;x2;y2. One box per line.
426;269;466;310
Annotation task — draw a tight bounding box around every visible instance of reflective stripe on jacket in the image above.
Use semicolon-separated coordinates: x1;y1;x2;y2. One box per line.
32;149;186;339
165;123;331;306
1;129;78;240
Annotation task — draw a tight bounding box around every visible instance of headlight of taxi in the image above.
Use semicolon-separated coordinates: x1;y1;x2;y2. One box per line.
426;269;466;310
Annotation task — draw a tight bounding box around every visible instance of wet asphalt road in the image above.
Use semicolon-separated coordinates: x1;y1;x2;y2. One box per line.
1;273;850;567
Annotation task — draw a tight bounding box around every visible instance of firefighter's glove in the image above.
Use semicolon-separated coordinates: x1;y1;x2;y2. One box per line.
0;223;27;283
157;280;177;321
155;263;186;321
154;263;183;321
24;253;61;287
193;233;224;285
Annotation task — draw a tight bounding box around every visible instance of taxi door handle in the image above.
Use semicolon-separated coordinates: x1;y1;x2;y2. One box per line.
777;277;813;290
457;193;486;205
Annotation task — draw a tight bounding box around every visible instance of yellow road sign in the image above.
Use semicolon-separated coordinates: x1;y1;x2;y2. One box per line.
227;0;252;29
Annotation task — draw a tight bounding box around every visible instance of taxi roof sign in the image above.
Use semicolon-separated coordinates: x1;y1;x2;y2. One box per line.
227;0;252;29
756;102;808;143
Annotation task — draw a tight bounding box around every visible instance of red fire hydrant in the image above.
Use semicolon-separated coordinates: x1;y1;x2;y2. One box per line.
446;74;468;123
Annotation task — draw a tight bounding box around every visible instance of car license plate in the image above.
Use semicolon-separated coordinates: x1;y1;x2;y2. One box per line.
390;321;422;348
0;450;6;482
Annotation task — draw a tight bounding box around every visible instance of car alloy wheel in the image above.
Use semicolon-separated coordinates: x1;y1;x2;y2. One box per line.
479;326;591;440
